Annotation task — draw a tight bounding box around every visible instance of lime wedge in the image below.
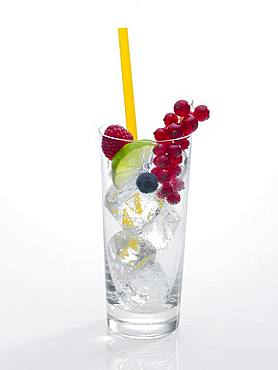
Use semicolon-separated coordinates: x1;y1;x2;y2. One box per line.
112;140;155;189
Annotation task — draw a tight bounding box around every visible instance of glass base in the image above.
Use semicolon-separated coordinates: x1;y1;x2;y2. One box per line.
107;303;179;339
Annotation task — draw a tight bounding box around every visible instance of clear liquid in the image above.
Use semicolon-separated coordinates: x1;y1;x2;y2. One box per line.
103;150;189;338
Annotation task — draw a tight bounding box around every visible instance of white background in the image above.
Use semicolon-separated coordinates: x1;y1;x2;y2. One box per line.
1;0;278;368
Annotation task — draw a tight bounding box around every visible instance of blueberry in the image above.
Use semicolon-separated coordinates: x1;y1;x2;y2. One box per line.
136;172;158;194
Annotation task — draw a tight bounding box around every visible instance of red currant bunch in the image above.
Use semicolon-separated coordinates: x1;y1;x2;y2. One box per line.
152;99;210;204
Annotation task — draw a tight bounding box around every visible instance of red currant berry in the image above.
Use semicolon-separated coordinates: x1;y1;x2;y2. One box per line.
154;155;170;169
160;181;174;197
163;113;178;126
169;155;183;166
181;116;198;136
169;165;182;178
167;123;183;139
160;169;171;183
151;166;161;178
193;105;210;121
166;192;181;204
156;188;166;199
153;144;167;156
151;167;171;183
167;144;182;158
170;177;184;191
173;100;190;117
175;138;190;150
153;128;169;141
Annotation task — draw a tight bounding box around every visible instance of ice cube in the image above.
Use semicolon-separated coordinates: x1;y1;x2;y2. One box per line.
120;262;169;309
107;231;156;285
105;183;164;234
142;203;181;250
106;232;169;309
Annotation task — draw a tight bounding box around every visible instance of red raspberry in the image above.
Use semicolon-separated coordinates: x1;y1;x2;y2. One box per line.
167;192;181;204
174;100;190;117
153;144;168;156
154;155;170;169
170;177;184;191
163;113;178;126
167;123;183;139
154;128;169;141
193;105;210;121
101;125;133;160
167;144;182;158
181;116;198;136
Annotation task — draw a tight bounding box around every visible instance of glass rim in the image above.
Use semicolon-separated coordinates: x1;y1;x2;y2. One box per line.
98;124;191;144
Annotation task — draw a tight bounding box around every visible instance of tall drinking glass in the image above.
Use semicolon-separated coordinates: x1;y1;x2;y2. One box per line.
100;126;191;339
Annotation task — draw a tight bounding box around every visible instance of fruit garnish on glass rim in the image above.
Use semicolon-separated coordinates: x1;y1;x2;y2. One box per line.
111;140;155;189
100;99;210;201
152;99;210;204
101;124;155;189
102;124;133;160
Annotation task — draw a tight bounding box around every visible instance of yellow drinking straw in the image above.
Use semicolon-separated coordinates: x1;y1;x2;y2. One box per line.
118;28;138;140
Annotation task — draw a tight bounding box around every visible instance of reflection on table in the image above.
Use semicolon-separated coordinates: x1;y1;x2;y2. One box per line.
106;330;179;370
